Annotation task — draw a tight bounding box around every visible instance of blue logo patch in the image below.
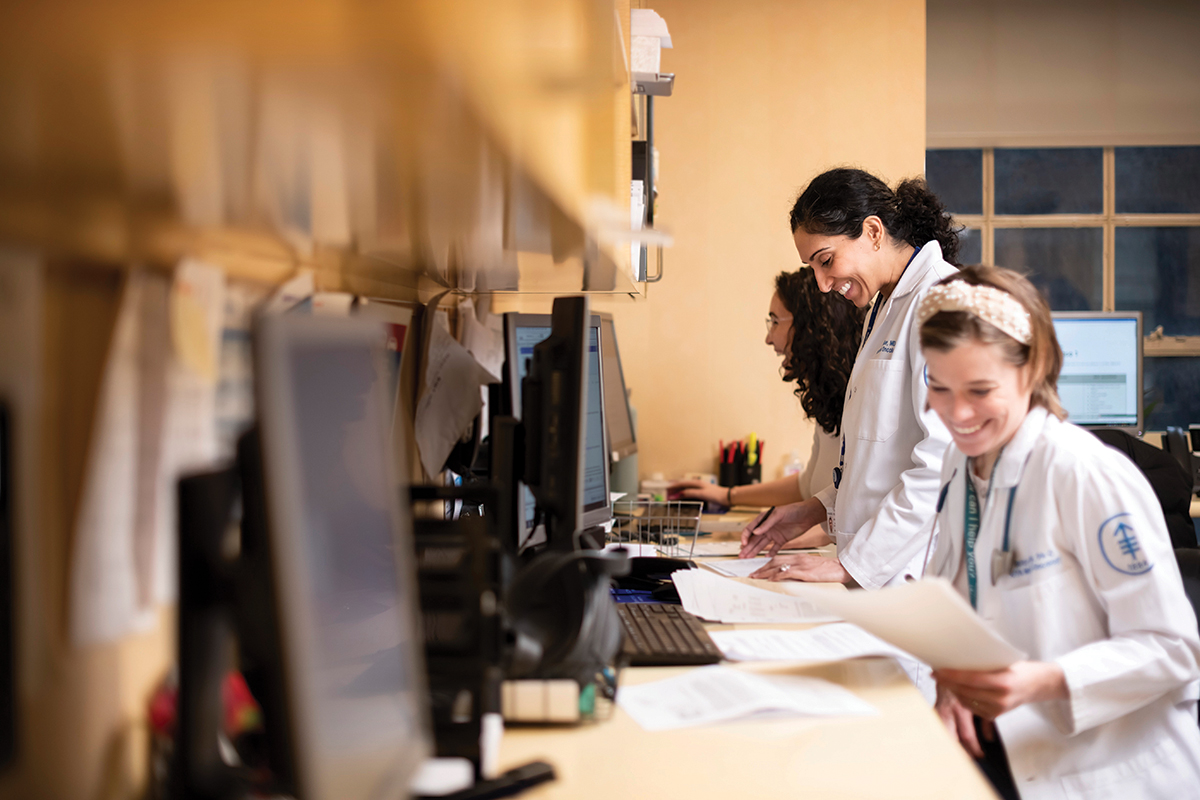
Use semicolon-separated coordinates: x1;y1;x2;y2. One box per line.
1098;513;1153;575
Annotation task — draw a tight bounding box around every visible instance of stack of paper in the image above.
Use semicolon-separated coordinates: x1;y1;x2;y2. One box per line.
617;665;877;731
709;623;913;664
671;569;839;624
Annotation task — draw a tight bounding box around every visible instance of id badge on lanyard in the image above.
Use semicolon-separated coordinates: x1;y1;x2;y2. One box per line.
963;469;1018;609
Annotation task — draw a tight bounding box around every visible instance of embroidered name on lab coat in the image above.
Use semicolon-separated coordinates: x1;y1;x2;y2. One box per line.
1098;512;1154;575
875;339;897;355
1010;549;1062;578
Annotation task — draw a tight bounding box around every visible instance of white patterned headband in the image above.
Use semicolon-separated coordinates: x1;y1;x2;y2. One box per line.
916;281;1032;345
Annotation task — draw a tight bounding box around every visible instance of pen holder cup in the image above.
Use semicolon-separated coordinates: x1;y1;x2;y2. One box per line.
739;463;761;486
718;463;738;488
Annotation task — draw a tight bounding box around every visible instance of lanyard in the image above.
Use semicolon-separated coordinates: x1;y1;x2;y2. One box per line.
963;463;1017;609
833;245;922;491
859;294;883;354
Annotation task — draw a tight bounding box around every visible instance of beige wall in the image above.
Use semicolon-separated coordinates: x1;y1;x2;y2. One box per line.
928;0;1200;147
594;0;927;483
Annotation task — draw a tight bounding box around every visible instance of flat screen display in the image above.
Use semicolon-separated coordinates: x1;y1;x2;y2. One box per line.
598;314;637;460
509;317;610;544
1053;312;1142;429
257;317;428;800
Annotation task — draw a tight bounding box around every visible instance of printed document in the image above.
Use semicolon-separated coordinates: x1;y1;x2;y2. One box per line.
671;569;838;624
710;623;913;664
617;665;877;731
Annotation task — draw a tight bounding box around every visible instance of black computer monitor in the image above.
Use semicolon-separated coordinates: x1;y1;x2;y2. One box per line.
252;314;430;800
503;308;610;551
596;312;637;462
1052;311;1143;434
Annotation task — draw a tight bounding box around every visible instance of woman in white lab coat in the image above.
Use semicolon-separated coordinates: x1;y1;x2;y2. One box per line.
743;168;958;589
918;266;1200;800
670;268;864;507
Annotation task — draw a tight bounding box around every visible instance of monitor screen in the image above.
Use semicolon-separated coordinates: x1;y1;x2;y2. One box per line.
255;315;429;800
504;313;611;548
597;313;637;461
1052;312;1143;431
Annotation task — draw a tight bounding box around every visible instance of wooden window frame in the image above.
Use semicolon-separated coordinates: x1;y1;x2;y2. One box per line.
950;147;1200;357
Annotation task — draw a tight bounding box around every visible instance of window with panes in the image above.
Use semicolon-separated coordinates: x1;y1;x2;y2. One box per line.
926;146;1200;431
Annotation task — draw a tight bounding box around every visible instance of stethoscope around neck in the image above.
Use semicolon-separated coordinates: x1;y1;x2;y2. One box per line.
920;458;1018;584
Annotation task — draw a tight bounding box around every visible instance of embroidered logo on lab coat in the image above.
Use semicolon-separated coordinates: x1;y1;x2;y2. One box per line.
1098;513;1154;575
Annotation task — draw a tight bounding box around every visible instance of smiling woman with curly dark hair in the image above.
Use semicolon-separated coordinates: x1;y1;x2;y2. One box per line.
775;268;864;438
670;268;865;509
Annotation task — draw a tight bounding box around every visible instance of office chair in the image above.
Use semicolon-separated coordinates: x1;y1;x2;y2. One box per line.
1164;426;1200;496
1091;429;1197;548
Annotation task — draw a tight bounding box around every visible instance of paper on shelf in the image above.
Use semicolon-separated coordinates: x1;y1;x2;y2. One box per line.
617;665;876;732
671;568;839;624
70;272;158;645
154;260;227;605
710;623;914;664
414;314;497;478
781;578;1026;670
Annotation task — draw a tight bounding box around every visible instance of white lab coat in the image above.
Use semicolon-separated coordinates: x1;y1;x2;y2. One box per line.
926;406;1200;800
813;240;956;589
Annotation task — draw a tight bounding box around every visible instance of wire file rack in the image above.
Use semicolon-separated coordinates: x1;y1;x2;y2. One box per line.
608;498;703;558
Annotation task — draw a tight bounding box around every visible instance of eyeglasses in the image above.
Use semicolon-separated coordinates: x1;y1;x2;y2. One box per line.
764;315;793;334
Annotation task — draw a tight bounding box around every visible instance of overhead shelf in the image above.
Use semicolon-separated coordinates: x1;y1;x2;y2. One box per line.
0;0;640;297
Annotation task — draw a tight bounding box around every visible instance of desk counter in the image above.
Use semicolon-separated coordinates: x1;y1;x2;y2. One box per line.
500;655;997;799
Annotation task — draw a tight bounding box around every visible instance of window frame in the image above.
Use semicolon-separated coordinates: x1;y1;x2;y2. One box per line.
948;147;1200;357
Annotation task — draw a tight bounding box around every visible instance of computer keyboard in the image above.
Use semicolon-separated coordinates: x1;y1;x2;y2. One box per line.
616;603;723;666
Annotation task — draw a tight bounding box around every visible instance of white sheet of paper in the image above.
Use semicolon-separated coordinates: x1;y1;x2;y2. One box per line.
414;321;497;478
703;557;772;578
671;569;839;624
617;665;876;731
781;578;1026;670
70;273;158;644
154;260;227;604
710;623;914;664
457;298;504;382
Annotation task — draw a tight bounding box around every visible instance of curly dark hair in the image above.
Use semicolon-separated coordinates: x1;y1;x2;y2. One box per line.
789;168;962;266
775;269;866;436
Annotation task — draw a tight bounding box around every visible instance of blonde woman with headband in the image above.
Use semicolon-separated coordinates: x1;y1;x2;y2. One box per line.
918;266;1200;800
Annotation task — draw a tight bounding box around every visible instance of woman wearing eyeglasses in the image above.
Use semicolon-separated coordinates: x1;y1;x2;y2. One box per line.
670;268;865;511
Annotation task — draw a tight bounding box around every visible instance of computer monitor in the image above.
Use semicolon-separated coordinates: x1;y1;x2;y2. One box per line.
1052;311;1143;433
596;312;637;462
503;309;611;551
253;314;429;800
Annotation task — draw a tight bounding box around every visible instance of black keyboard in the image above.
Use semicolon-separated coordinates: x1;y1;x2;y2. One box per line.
616;603;723;666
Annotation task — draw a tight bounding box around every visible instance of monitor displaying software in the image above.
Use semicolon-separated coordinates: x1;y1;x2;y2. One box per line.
505;314;610;549
1052;311;1143;431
